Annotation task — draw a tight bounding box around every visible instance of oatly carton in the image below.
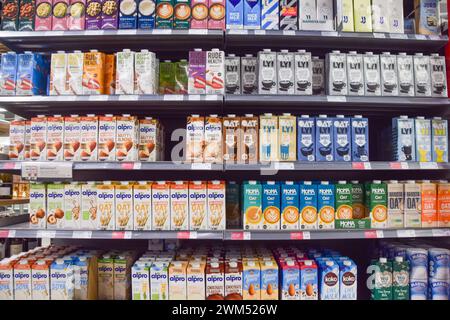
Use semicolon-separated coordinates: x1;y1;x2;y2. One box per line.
258;49;277;95
294;50;312;95
262;181;281;230
225;54;241;94
312;56;325;95
337;259;357;300
318;260;339;300
278;113;296;161
98;115;116;161
430;54;447;98
261;0;278;30
397;53;415;97
241;54;258;94
46;115;64;161
189;181;208;230
380;52;399;96
431;117;448;163
277;50;294;95
404;180;421;228
299;260;318;300
413;53;431;97
281;181;299;230
152;181;170;231
333;115;351;162
415;117;432;162
223;115;240;163
243;0;260;29
226;0;244;29
315;115;334;162
363;52;381;96
326;50;347;96
299;182;318;230
318;181;335;229
346;51;364;96
387;180;404;229
240;114;259;163
297;115;315;162
392;116;416;161
259;113;278;162
351;115;369;162
371;0;389;33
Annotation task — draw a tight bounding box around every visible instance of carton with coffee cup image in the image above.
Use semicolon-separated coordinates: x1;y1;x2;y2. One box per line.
258;49;277;95
392;116;416;161
312;56;325;95
156;0;174;28
138;0;156;29
190;0;208;28
345;51;363;96
353;0;372;32
240;114;258;163
276;50;294;95
413;53;432;97
415;117;432;162
315;115;333;162
294;50;312;95
241;54;258;94
297;115;315;162
380;52;399;96
208;0;225;29
363;52;381;96
333;115;351;162
431;117;448;163
326;51;347;96
278;113;296;161
397;52;415;96
429;54;448;98
173;0;191;29
225;54;241;94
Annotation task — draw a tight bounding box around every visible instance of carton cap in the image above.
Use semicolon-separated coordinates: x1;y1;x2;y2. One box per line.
265;261;274;266
245;54;254;57
431;53;439;57
144;116;153;120
227;114;236;118
332;50;341;54
264;113;273;116
37;115;46;118
19;259;28;265
395;256;403;262
191;114;200;117
297;49;306;53
194;48;202;52
210;262;219;268
244;114;254;117
53;114;62;117
86;181;96;185
351;180;359;184
365;52;374;55
379;257;387;263
164;60;171;62
55;259;64;264
282;113;291;116
343;260;351;266
422;180;430;183
354;115;362;118
285;181;294;185
248;260;256;267
89;50;98;53
286;260;295;266
122;114;131;117
373;180;381;184
211;48;220;52
209;114;218;118
103;181;112;184
321;181;329;185
263;49;272;52
70;114;79;117
398;52;407;56
192;181;202;185
57;50;66;53
318;115;327;118
304;260;313;266
228;54;236;57
180;59;187;62
303;181;312;185
36;260;46;265
338;181;347;184
389;180;399;183
120;181;129;185
382;52;391;55
87;114;95;117
211;180;220;185
433;117;442;120
280;49;289;53
406;180;416;184
336;115;344;118
157;180;166;185
415;53;424;56
416;116;425;120
266;181;275;185
399;115;408;119
300;115;310;118
312;56;319;60
191;262;200;268
78;257;87;262
325;261;333;266
348;51;357;54
248;180;257;185
229;261;237;268
141;49;149;53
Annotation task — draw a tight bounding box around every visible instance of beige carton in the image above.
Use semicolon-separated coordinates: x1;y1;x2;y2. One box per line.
46;115;64;161
50;51;67;95
189;181;208;230
278;113;297;162
30;183;47;228
169;261;188;300
223;115;241;163
133;182;152;231
353;0;372;32
116;49;135;95
97;182;115;230
64;115;81;161
30;115;47;161
187;260;206;300
116;115;139;161
8;120;26;160
98;114;116;161
98;254;114;300
186;115;205;163
64;182;82;229
387;180;404;229
113;255;131;300
115;182;133;230
81;182;98;230
240;114;258;164
139;117;161;162
80;115;98;161
207;180;226;230
152;181;170;230
404;180;422;228
170;181;189;231
24;120;31;160
204;115;223;163
67;51;84;95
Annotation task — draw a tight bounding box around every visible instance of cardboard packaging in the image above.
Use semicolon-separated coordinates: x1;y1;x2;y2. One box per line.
173;0;190;29
18;0;35;31
204;115;223;163
259;113;278;162
392;116;415;161
189;181;208;230
46;115;64;161
415;0;440;35
29;183;47;228
420;180;437;228
52;0;69;30
188;49;207;95
389;0;404;34
138;0;156;29
116;49;135;95
413;53;431;97
277;50;294;95
16;52;49;96
386;180;404;229
404;180;421;228
8;120;26;160
186;114;204;163
353;0;372;32
66;51;84;95
326;50;347;96
134;50;157;95
294;50;312;95
190;0;208;28
278;113;296;161
339;0;354;32
297;115;315;162
243;0;260;29
363;52;381;96
430;54;448;98
335;181;352;220
261;0;278;29
115;115;139;161
380;52;399;96
225;54;241;94
318;181;335;229
371;0;389;33
82;50;105;95
50;51;67;96
240;114;258;163
134;182;152;230
397;53;415;96
437;182;450;227
262;181;281;230
226;0;244;29
86;0;103;29
258;49;277;95
223;115;240;163
368;181;388;229
279;0;298;30
30;115;47;161
97;182;115;230
208;0;225;29
206;48;225;94
312;56;325;95
155;0;173;28
315;115;334;162
241;54;258;94
1;0;20;30
299;182;318;230
243;181;262;230
333;115;351;162
104;54;116;95
46;183;65;229
415;117;432;162
281;181;299;230
431;117;448;163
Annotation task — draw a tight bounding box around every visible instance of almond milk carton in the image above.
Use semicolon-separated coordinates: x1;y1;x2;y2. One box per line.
115;182;133;230
64;115;81;161
152;181;170;231
187;260;206;300
0;260;14;300
169;261;188;300
189;181;208;230
116;115;139;162
207;180;226;230
97;182;115;230
204;115;223;163
80;114;98;161
186;115;205;163
30;115;47;161
8;120;26;160
98;115;116;161
139;117;161;162
46;115;64;161
46;183;65;229
30;183;47;229
133;182;152;231
64;182;82;229
81;182;98;230
170;181;189;231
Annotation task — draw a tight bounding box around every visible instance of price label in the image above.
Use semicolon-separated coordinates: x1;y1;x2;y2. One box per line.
118;95;138;101
419;162;438;169
282;30;295;36
188;95;201;101
415;34;427;40
164;95;183;101
22;162;73;180
37;230;56;238
390;33;408;39
243;232;251;240
205;94;219;101
188;29;207;35
254;30;266;35
72;231;92;239
432;229;450;237
189;231;198;239
302;231;311;240
191;163;212;170
274;162;294;170
3;162;20;170
397;229;416;238
290;232;303;240
321;31;338;37
8;230;16;238
120;162;134;170
0;230;9;238
364;230;377;239
133;162;142;170
376;230;384;238
390;162;409;169
352;162;371;170
326;96;347;103
177;232;190;239
112;231;125;239
428;35;442;41
228;30;248;35
124;231;132;239
230;232;243;240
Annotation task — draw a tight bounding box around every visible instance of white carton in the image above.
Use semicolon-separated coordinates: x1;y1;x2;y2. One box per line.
397;53;415;97
189;181;208;230
46;183;65;229
337;259;357;300
50;259;74;300
371;0;390;33
187;261;206;300
134;50;157;95
98;115;116;162
8;120;25;160
152;181;170;231
30;183;47;229
0;261;13;300
186;115;205;163
97;182;115;230
277;50;295;95
413;53;431;97
363;52;381;96
326;51;347;96
30;115;47;161
46;115;64;161
133;182;152;231
131;262;150;300
389;0;404;34
116;49;135;95
294;50;312;95
31;260;50;300
380;52;399;96
115;182;133;230
207;180;226;230
64;183;82;229
13;260;32;300
81;182;98;230
63;115;81;161
67;51;84;95
116;115;139;161
80;114;98;161
346;51;364;96
206;49;225;95
318;260;339;300
49;51;67;95
258;49;277;95
170;181;189;231
430;54;448;98
150;261;169;300
168;261;187;300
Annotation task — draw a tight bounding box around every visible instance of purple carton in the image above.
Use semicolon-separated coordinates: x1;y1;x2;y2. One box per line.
351;115;369;162
16;52;50;96
297;115;315;162
101;0;119;29
188;49;207;95
137;0;156;29
86;0;103;29
333;115;351;162
0;52;18;96
315;115;334;162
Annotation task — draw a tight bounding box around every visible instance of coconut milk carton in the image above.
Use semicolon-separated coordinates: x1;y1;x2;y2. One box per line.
65;183;82;229
294;50;312;95
318;182;335;229
152;181;170;231
207;180;226;230
346;51;364;96
326;51;347;96
337;259;357;300
64;115;81;161
225;54;241;94
115;182;133;230
316;115;334;162
351;115;369;162
415;117;432;162
206;49;225;94
262;181;281;230
169;181;189;231
98;115;116;161
281;181;299;230
297;115;315;162
333;115;351;162
397;53;415;96
186;115;205;163
30;116;47;161
258;49;277;95
241;54;258;94
81;182;98;230
46;115;64;161
133;182;152;231
259;113;278;162
46;183;65;230
278;113;296;161
299;182;318;230
30;183;47;229
318;260;339;300
116;115;139;162
413;53;431;97
150;261;169;300
429;54;447;97
277;50;294;95
189;181;208;230
431;117;448;163
80;115;98;162
380;52;399;96
387;180;404;229
404;180;421;228
392;116;416;161
364;52;381;96
97;182;116;230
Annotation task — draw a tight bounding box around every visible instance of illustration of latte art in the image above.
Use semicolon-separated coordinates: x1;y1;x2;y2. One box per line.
157;3;173;19
175;4;191;20
209;3;224;20
191;3;207;20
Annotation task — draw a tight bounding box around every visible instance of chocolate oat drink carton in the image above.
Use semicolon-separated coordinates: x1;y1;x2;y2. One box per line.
186;114;205;163
404;180;422;228
207;180;226;230
437;181;450;227
380;52;399;96
30;183;47;229
243;181;262;230
315;115;334;162
281;181;299;230
431;117;448;163
276;50;294;95
240;114;258;164
353;0;372;32
169;181;188;231
241;54;258;94
80;114;98;162
387;180;404;229
299;182;318;230
97;182;116;230
397;52;415;96
189;181;208;230
333;115;351;162
420;180;437;228
368;180;388;229
30;115;47;161
318;181;335;229
46;183;65;229
262;181;281;230
8;119;25;160
187;260;206;300
155;0;174;28
116;49;135;95
226;0;244;29
63;115;81;161
258;49;277;95
206;48;225;94
415;117;432;162
98;114;116;161
392;116;416;161
363;52;381;96
81;182;98;230
82;50;105;95
351;181;365;219
326;50;347;96
223;115;241;163
133;181;152;231
115;182;133;230
50;51;67;95
429;54;447;98
279;0;298;30
225;54;241;94
115;114;139;161
243;0;260;29
278;113;296;162
413;53;432;97
152;181;170;231
224;260;243;300
294;50;312;95
297;115;315;162
346;51;364;96
134;50;157;94
190;0;208;28
205;261;225;300
188;49;206;94
335;181;353;220
259;113;278;162
204;115;223;163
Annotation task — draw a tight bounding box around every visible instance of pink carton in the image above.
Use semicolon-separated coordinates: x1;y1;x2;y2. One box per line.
51;0;70;30
191;0;208;29
35;0;54;31
68;0;87;30
208;0;225;29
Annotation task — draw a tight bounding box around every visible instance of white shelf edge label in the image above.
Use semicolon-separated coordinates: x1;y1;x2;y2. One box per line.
321;31;338;37
133;162;142;170
191;163;212;170
188;94;201;101
432;229;450;237
397;229;416;238
274;162;294;170
419;162;438;169
376;230;384;238
401;162;409;169
363;162;372;170
243;232;251;240
22;162;73;180
164;94;183;101
303;231;311;240
327;96;347;102
390;33;408;39
37;230;56;238
124;231;133;239
373;33;386;39
282;30;295;36
189;231;198;239
72;231;92;239
8;230;16;238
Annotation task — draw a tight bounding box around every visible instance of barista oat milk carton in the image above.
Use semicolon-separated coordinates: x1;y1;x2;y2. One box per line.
225;54;241;95
351;115;369;162
413;53;431;97
294;50;312;95
392;116;416;161
430;54;448;98
315;115;334;162
297;115;315;162
431;117;448;163
346;51;364;96
241;54;258;94
387;180;404;229
363;52;381;96
333;115;351;162
312;56;325;95
415;117;432;163
277;50;295;95
397;53;415;97
380;52;399;96
326;51;347;96
258;49;277;95
404;180;421;228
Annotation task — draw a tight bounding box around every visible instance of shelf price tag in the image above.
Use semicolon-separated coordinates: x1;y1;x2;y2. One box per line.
3;162;20;170
326;96;347;103
0;230;9;238
364;230;377;239
177;232;190;239
164;94;183;101
352;162;371;170
274;162;294;170
230;232;243;240
120;162;140;170
36;230;56;238
72;231;92;239
321;31;338;37
112;231;125;239
419;162;438;169
22;162;73;180
290;232;303;240
191;163;212;170
432;229;450;237
390;162;409;169
189;231;198;239
396;229;416;238
124;231;132;239
243;232;251;240
373;33;386;38
282;30;295;36
390;33;408;40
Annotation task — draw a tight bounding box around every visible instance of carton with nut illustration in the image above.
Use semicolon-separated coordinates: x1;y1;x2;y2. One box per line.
133;182;152;231
97;182;115;230
115;182;133;230
207;180;226;230
80;115;99;161
46;183;65;229
189;181;208;230
204;115;223;163
30;183;47;228
64;115;81;161
65;183;82;229
30;115;47;161
0;260;14;300
98;114;116;161
186;114;205;163
152;181;170;230
139;117;161;162
242;260;261;300
170;181;189;231
81;182;98;230
24;120;31;160
116;114;139;161
46;115;64;161
280;259;300;300
8;120;25;160
260;259;278;300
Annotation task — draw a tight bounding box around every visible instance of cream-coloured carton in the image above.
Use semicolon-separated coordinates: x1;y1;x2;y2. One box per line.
113;255;131;300
353;0;372;32
259;113;279;162
116;49;135;95
80;114;98;161
168;261;188;300
81;182;98;230
389;0;404;34
189;181;208;230
187;260;206;300
131;261;150;300
64;115;81;161
186;115;205;163
46;183;65;229
133;182;152;231
170;181;189;231
24;120;31;160
152;181;170;231
115;182;133;230
31;260;50;300
139;117;160;162
30;115;47;161
206;48;225;94
50;259;74;300
50;51;67;95
46;115;64;161
207;180;226;230
134;49;157;95
14;260;32;300
116;114;139;161
64;182;82;229
204;115;223;163
66;51;84;95
97;254;114;300
278;113;297;162
0;260;14;300
371;0;390;33
98;114;116;162
97;182;115;230
8;120;26;160
387;180;404;229
404;180;421;228
30;182;46;228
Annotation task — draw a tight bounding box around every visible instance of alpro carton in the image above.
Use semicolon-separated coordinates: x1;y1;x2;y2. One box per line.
259;113;278;162
150;261;169;300
404;180;422;228
413;53;431;97
337;259;357;300
353;0;372;32
260;260;278;300
139;117;162;162
226;0;243;29
50;259;74;300
415;117;432;162
392;256;409;300
243;0;260;29
333;115;351;162
30;183;47;228
316;115;334;162
186;114;205;163
397;53;415;96
299;182;318;230
278;113;296;161
297;115;315;162
262;181;281;230
371;258;392;300
420;180;437;228
30;115;47;161
205;261;225;299
66;51;84;95
326;50;347;96
64;115;81;161
298;260;317;300
0;260;14;300
80;115;98;162
116;115;139;161
31;260;50;300
134;50;157;94
98;255;114;300
335;181;353;220
363;52;381;96
318;259;339;300
368;181;388;229
14;260;32;300
241;54;258;94
206;49;225;94
380;52;399;96
431;117;448;163
318;182;335;229
223;115;240;163
115;182;133;230
280;259;299;300
8;120;26;160
65;183;82;229
242;260;261;300
131;262;150;300
281;181;299;230
49;51;67;96
258;49;277;95
45;115;64;161
81;182;98;230
224;260;242;300
46;183;65;229
392;116;416;161
351;181;365;219
152;181;170;231
204;115;223;163
97;182;115;230
437;182;450;227
114;255;132;300
98;115;116;161
240;114;258;163
169;181;188;231
207;180;226;230
387;180;404;229
430;54;447;98
243;181;262;230
133;182;152;230
371;0;389;33
346;51;364;96
189;181;208;230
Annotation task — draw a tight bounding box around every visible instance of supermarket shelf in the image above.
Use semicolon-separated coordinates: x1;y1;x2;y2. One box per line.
225;30;449;52
0;215;28;228
0;30;224;52
224;95;450;116
0;198;29;206
0;95;223;118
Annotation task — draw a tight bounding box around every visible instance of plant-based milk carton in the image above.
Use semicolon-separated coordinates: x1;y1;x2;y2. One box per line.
208;0;225;29
437;182;450;228
326;51;347;96
226;0;244;29
224;260;242;300
420;180;437;228
351;115;369;162
189;181;208;230
98;115;116;161
49;51;67;96
138;0;156;29
346;51;364;96
368;181;388;229
187;261;206;300
278;113;296;161
30;115;47;161
294;50;312;95
138;117;160;162
205;261;225;299
280;260;299;300
337;259;357;300
186;114;204;163
30;183;47;228
363;52;381;96
431;117;448;163
226;181;241;229
318;182;335;229
115;182;133;230
413;53;431;97
190;0;208;28
119;0;138;29
312;56;325;95
258;49;277;95
134;50;157;94
339;0;354;32
415;0;439;35
98;255;114;300
392;256;409;300
397;53;415;96
116;115;139;161
188;49;206;94
279;0;298;30
298;0;316;30
240;114;258;163
97;182;115;230
404;180;421;228
392;116;416;161
243;0;260;29
225;54;241;94
66;51;84;95
429;54;447;97
131;262;150;300
46;183;65;229
260;260;278;300
299;182;317;230
81;182;98;230
415;117;432;162
150;261;169;300
380;52;399;96
155;0;174;28
333;115;351;162
241;54;258;94
152;181;170;231
52;0;70;30
298;260;317;300
371;0;389;33
243;181;262;230
173;0;191;29
389;0;404;34
8;120;25;160
353;0;372;32
14;260;32;300
82;50;105;95
242;260;261;300
318;260;339;300
281;181;299;230
25;121;31;160
133;182;152;230
206;48;225;94
100;0;119;29
261;0;278;30
16;52;49;96
371;258;392;300
223;115;240;163
46;115;64;161
351;181;365;219
31;260;50;300
262;181;281;230
316;115;334;162
297;115;315;162
259;113;278;162
116;49;135;95
50;259;74;300
64;183;82;229
335;181;353;220
168;261;187;300
207;180;226;230
204;115;223;163
387;180;404;229
80;115;98;162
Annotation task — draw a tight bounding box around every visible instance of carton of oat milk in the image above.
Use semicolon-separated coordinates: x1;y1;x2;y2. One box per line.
50;51;67;95
134;50;157;94
186;114;205;163
46;183;65;230
413;53;431;97
189;181;208;230
46;115;64;161
278;113;296;161
392;116;416;161
371;0;389;33
404;180;422;228
346;51;364;96
326;51;347;96
298;0;316;29
65;182;82;229
415;117;432;162
318;182;335;229
243;181;263;230
259;113;278;162
240;114;259;163
133;182;152;231
80;114;98;162
150;261;169;300
258;49;277;95
64;115;81;161
116;115;139;162
429;54;447;97
333;115;351;162
226;181;241;229
397;53;415;96
81;182;98;230
277;50;294;95
115;182;133;230
97;182;115;230
30;115;47;161
351;115;369;162
380;52;399;96
241;54;258;94
0;260;14;300
420;180;437;228
225;54;241;94
206;48;225;95
335;181;353;220
223;115;240;163
297;115;315;162
351;181;365;219
204;115;223;163
353;0;372;32
280;259;299;300
387;180;404;229
30;183;47;229
294;50;312;95
299;182;318;230
98;115;116;161
339;0;354;32
318;259;339;300
281;181;299;230
262;181;281;230
152;181;170;231
431;117;448;163
368;181;388;229
316;115;334;162
169;181;188;231
437;181;450;227
312;57;325;95
363;52;381;96
337;259;357;300
207;180;226;230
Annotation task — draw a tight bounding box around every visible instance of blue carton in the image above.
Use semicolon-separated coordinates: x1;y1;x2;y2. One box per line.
315;115;334;162
299;182;318;230
244;0;261;29
226;0;244;29
0;52;18;96
119;0;138;29
16;52;49;96
281;181;299;230
333;115;351;162
317;182;335;229
297;115;315;162
138;0;156;29
262;181;281;230
351;115;369;162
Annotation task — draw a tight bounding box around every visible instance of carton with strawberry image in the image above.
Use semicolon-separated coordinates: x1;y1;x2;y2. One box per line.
8;119;26;160
46;115;64;161
206;49;225;94
98;114;116;161
188;49;206;94
80;114;98;161
63;115;81;161
116;114;139;161
30;115;47;161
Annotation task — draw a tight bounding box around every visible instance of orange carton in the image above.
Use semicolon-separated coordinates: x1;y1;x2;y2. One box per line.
421;180;438;228
46;115;64;161
104;54;116;95
8;120;26;160
30;115;47;161
80;115;99;161
64;115;81;161
98;114;116;161
82;50;105;95
116;115;139;161
437;181;450;227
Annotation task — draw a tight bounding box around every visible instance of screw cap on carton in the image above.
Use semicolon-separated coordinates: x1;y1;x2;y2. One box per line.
379;257;387;263
395;256;404;262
